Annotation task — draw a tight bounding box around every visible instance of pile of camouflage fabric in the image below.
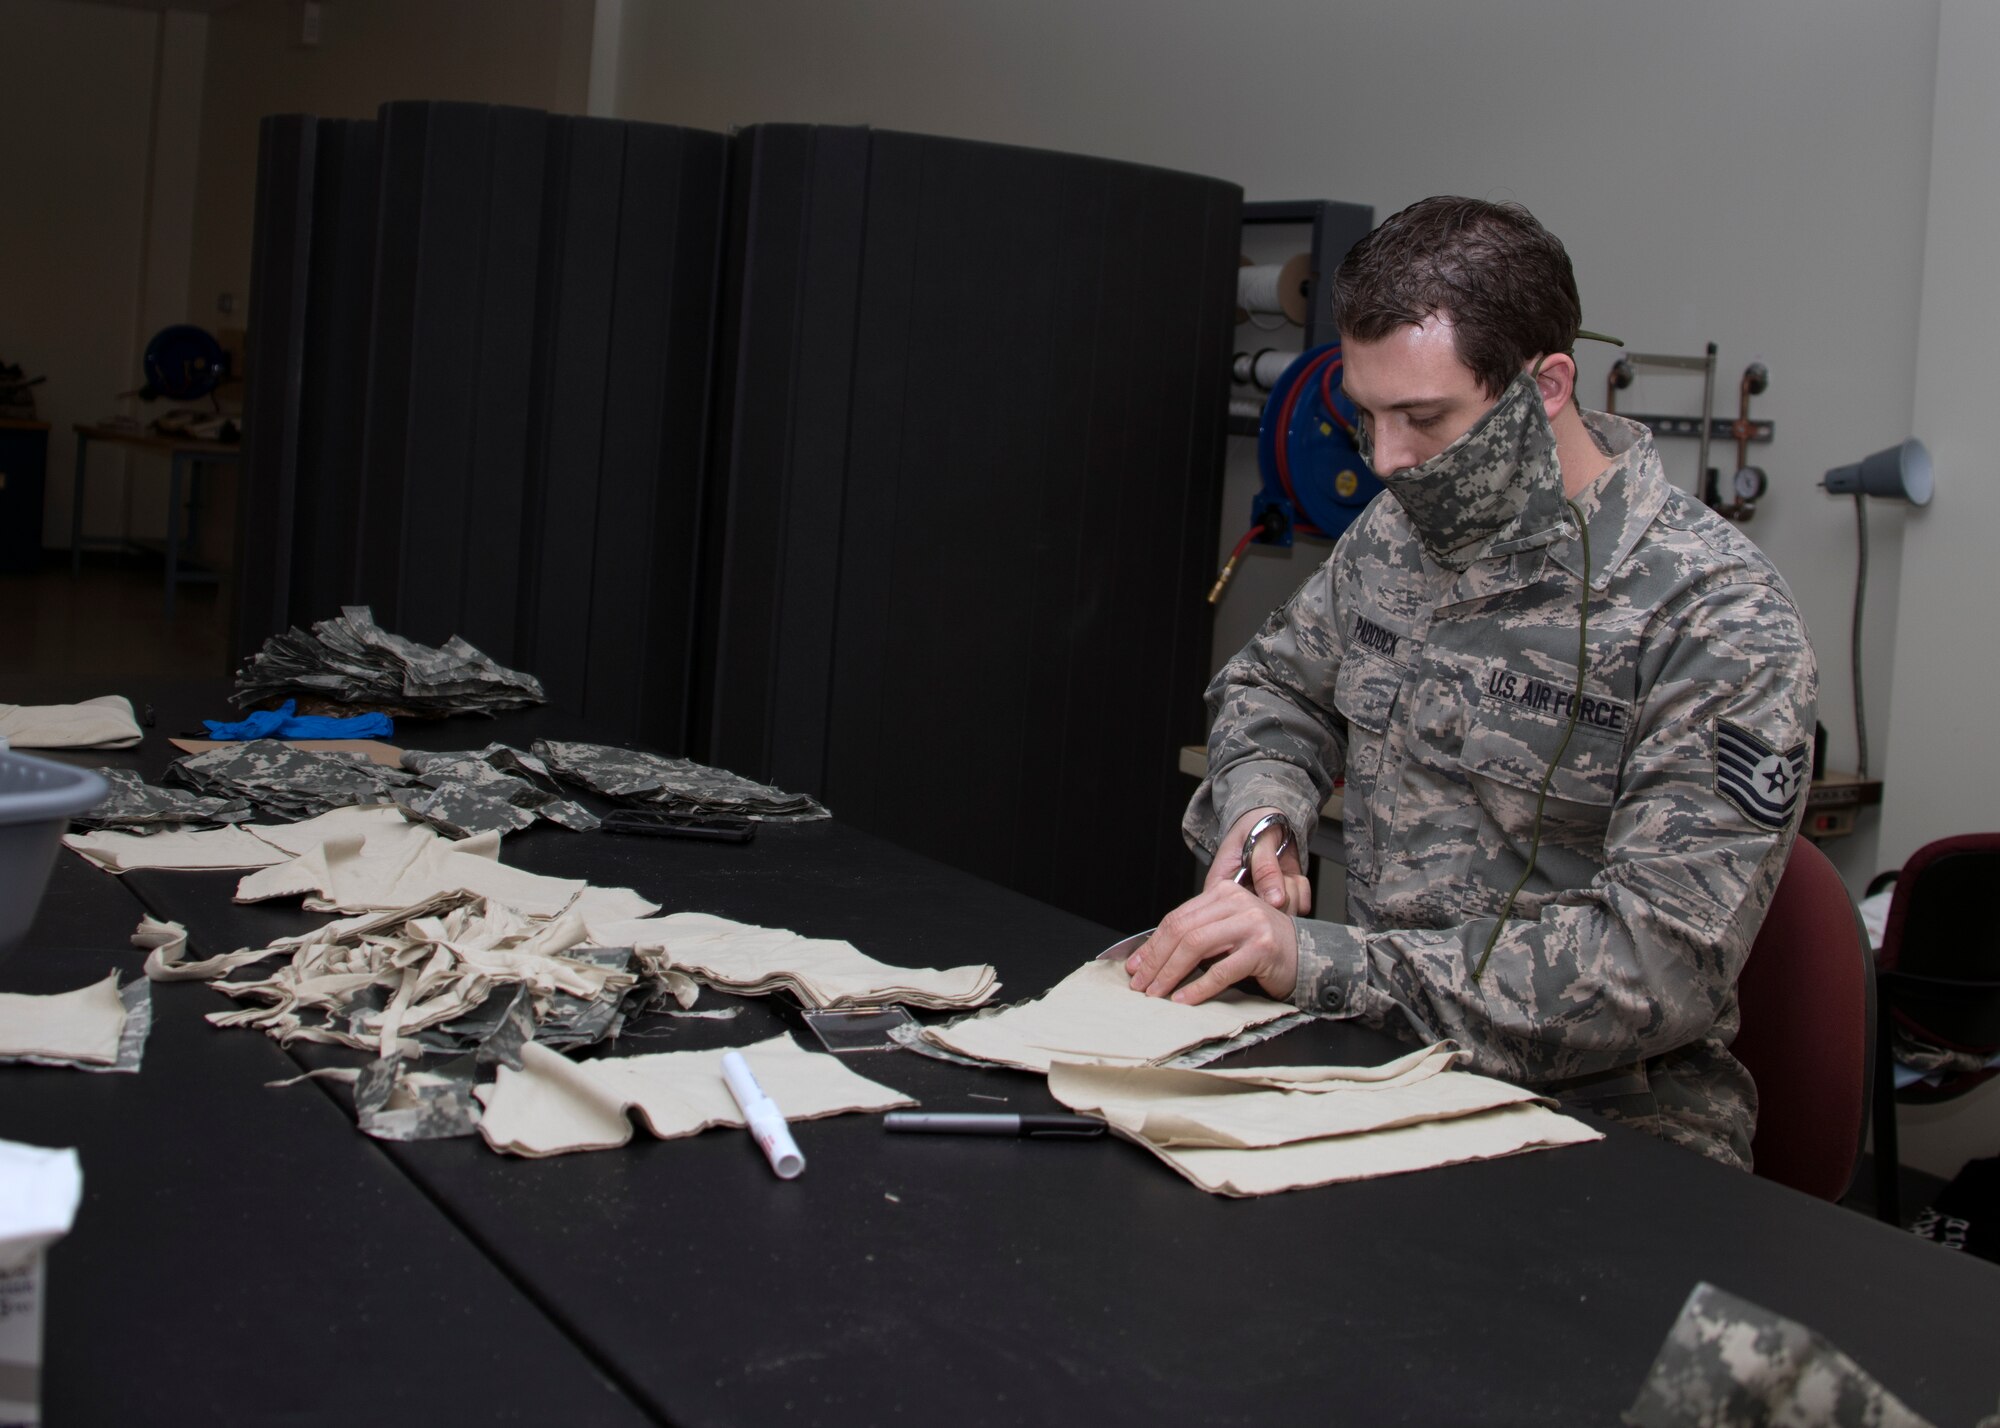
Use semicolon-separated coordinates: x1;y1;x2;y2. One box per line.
233;606;544;717
78;742;594;838
532;740;828;821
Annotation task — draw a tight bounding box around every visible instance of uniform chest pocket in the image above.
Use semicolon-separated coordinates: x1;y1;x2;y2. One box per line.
1333;653;1404;790
1462;707;1621;832
1333;652;1403;735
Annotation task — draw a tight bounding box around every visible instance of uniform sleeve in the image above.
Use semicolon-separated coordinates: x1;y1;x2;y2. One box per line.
1291;577;1817;1089
1182;560;1347;859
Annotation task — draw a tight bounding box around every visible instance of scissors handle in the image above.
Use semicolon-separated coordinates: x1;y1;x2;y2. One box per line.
1229;811;1295;889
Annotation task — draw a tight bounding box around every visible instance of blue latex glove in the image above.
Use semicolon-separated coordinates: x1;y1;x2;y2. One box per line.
202;699;395;741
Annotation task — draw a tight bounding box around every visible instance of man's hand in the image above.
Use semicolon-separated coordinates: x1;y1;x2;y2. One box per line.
1206;807;1312;916
1126;882;1299;1005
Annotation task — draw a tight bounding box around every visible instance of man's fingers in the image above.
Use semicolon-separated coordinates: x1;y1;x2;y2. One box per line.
1249;842;1290;907
1130;920;1214;998
1127;894;1236;994
1169;946;1259;1006
1134;894;1276;999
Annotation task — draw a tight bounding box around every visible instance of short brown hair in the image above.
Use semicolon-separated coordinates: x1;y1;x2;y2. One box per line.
1331;196;1582;397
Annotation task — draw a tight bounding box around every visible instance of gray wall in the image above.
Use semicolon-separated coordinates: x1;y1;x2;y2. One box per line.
614;0;1938;905
1881;0;2000;1181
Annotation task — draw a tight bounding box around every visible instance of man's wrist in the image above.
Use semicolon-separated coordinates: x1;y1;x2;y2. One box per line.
1291;919;1370;1015
1214;770;1314;855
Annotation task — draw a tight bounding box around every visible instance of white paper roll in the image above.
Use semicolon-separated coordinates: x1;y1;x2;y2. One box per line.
1236;252;1312;325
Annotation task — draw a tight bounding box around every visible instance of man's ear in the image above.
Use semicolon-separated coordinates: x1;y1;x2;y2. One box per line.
1533;352;1576;419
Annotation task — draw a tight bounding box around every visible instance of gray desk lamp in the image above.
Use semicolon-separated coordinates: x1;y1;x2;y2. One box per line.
1822;439;1933;780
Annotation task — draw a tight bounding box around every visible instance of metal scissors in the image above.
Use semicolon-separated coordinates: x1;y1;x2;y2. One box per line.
1094;811;1296;964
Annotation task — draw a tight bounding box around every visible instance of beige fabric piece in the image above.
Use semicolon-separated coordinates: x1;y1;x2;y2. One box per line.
1134;1104;1603;1197
134;915;282;983
475;1033;915;1157
921;959;1293;1073
0;972;127;1064
1048;1047;1542;1147
0;695;142;749
234;823;640;919
244;803;410;854
64;805;417;874
586;910;996;1010
1048;1053;1602;1197
64;823;294;873
569;884;665;927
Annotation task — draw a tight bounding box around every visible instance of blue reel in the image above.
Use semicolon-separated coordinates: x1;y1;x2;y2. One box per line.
1253;342;1380;546
141;325;229;403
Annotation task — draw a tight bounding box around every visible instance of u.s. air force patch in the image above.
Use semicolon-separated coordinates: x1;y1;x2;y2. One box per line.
1715;720;1809;829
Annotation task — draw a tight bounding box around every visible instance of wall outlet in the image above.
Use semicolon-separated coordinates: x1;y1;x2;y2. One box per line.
217;292;235;315
299;1;322;48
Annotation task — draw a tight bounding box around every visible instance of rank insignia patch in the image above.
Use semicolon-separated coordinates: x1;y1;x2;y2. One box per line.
1715;720;1809;830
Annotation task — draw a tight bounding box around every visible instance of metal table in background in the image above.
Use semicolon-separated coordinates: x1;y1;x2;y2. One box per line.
69;423;242;617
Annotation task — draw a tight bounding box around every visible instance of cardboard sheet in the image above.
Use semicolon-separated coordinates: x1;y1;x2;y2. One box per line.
169;737;406;767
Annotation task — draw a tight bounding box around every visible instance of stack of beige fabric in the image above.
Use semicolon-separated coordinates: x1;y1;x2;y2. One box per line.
584;910;998;1010
1048;1043;1602;1196
0;695;143;750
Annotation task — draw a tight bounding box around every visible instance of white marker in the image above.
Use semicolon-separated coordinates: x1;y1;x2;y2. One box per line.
721;1049;805;1180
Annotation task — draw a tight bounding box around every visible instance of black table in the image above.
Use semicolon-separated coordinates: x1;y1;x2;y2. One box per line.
12;680;2000;1425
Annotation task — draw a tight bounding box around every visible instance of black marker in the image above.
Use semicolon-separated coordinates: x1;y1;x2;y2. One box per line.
883;1112;1105;1138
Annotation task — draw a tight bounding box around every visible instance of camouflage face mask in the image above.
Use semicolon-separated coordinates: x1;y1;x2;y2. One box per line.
1360;370;1560;570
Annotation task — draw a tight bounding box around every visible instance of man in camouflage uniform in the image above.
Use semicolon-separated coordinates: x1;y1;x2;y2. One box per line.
1127;197;1817;1168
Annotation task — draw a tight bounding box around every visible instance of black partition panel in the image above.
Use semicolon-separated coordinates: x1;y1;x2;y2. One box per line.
700;126;1241;931
243;110;1243;928
236;102;729;751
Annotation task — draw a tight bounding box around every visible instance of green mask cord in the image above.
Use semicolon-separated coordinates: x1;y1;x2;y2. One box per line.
1471;497;1591;982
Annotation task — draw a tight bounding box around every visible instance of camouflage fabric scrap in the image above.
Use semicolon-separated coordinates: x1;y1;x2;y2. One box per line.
533;739;828;821
394;744;601;838
71;766;254;832
1186;386;1818;1168
1624;1282;1940;1428
165;739;417;821
233;605;544;716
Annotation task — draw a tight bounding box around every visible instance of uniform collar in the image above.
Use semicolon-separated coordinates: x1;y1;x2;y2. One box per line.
1547;410;1671;590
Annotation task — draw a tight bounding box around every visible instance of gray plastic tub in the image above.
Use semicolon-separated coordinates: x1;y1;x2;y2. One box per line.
0;750;109;957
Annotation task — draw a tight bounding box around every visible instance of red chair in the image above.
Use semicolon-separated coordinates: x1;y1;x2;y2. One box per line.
1867;833;2000;1225
1732;836;1876;1200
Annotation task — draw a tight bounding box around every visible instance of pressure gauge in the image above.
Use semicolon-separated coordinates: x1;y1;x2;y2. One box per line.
1731;466;1767;503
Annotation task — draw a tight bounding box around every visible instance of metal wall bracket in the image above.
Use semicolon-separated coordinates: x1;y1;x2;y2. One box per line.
1626;415;1773;444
